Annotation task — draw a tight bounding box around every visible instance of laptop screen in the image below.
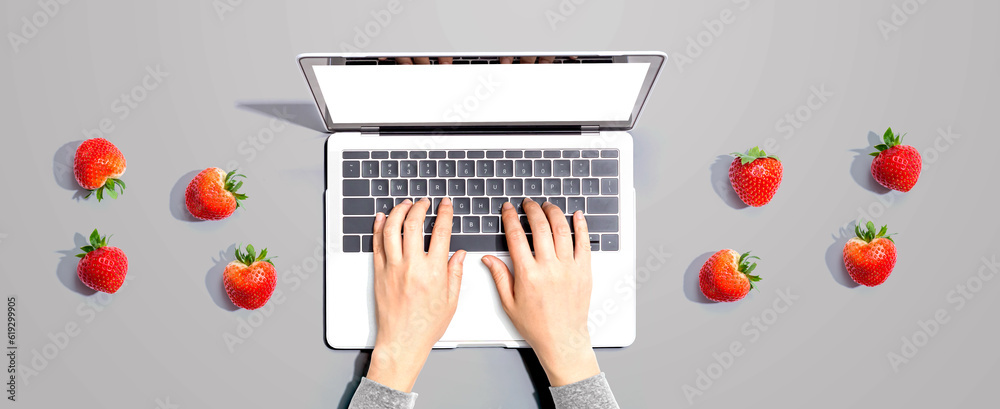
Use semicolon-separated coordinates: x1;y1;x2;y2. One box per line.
300;54;665;131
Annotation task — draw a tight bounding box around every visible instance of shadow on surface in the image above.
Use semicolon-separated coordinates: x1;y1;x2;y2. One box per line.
337;351;373;409
683;251;717;304
56;233;97;296
206;243;239;311
710;155;747;209
170;170;202;222
53;140;92;200
826;222;861;288
850;132;891;194
518;349;556;409
236;101;327;133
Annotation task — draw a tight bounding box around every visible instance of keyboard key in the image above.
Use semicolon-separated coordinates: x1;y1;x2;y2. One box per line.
467;150;485;159
548;197;567;212
589;234;601;251
423;216;437;233
591;159;619;176
524;179;543;195
562;150;580;158
371;151;389;159
453;198;471;214
362;161;379;177
496;160;514;177
563;179;581;195
477;160;495;177
432;198;443;214
394;197;411;205
376;198;394;214
372;180;390;196
419;161;437;177
486;179;504;195
458;160;475;177
381;161;399;177
486;150;504;158
505;179;523;196
343;217;376;233
400;161;417;177
390;180;408;196
441;234;509;252
601;234;620;251
518;216;533;232
343;161;361;178
534;160;552;177
410;179;427;197
482;216;501;233
601;178;619;195
572;160;590;176
505;150;523;158
409;151;427;159
429;150;447;159
429;179;447;196
511;197;527;214
343;235;361;252
524;150;542;158
570;215;618;232
582;150;600;158
463;216;480;233
582;178;600;195
448;150;466;159
362;235;373;252
343;180;369;196
390;151;407;159
567;197;585;214
452;216;461;233
543;179;561;196
438;160;456;177
553;160;571;177
343;198;374;215
587;197;619;214
472;198;490;214
343;151;368;159
543;150;561;158
448;179;466;196
601;150;619;158
531;197;547;205
467;179;485;196
515;160;532;177
491;197;508;214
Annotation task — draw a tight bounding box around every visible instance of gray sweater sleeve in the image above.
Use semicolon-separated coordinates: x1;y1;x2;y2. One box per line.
347;377;417;409
549;372;620;409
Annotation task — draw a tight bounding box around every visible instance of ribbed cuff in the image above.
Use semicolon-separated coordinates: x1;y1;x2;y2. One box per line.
350;377;418;409
549;372;620;409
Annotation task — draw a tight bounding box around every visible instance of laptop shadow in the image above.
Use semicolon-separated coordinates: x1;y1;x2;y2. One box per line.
336;351;372;409
235;101;327;133
518;349;556;409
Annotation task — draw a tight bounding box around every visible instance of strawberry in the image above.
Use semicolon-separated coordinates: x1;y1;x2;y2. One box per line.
74;138;126;201
699;250;762;302
843;221;897;287
75;229;128;293
184;168;248;220
223;244;277;310
729;147;782;207
870;127;921;192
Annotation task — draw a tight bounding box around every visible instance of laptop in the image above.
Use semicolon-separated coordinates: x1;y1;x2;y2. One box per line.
298;52;666;349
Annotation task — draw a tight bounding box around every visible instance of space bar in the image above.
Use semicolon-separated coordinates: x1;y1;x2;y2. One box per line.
431;235;510;252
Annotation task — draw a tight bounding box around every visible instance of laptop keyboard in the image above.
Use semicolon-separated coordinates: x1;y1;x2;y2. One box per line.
340;149;621;253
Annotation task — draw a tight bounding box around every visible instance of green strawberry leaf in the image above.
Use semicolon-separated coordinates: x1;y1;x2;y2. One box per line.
258;248;267;261
107;187;118;199
114;179;127;189
89;229;100;247
76;253;87;258
95;187;104;201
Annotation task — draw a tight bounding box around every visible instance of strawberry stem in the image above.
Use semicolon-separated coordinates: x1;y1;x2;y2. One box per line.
224;170;249;209
854;220;895;243
234;243;274;266
76;229;111;257
870;127;907;156
737;251;763;290
731;146;780;165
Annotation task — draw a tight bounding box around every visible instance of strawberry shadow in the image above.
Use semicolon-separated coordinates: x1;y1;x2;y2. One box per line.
55;233;98;296
206;243;240;311
850;132;892;194
710;155;748;209
52;141;92;201
826;222;861;288
169;170;204;222
683;251;718;304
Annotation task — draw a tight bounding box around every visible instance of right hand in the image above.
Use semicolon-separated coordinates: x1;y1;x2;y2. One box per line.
481;198;601;387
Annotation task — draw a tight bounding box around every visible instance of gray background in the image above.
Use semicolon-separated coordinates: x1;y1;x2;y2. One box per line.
2;0;998;408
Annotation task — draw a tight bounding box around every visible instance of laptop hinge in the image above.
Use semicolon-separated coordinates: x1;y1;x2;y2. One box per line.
360;126;379;135
581;125;600;136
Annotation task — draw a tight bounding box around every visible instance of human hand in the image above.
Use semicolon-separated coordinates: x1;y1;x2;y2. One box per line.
366;198;466;392
482;198;600;387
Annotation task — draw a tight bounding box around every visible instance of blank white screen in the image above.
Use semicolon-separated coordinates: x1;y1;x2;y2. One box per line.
313;63;650;124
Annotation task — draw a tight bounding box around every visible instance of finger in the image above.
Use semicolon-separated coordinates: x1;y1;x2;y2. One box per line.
544;202;574;261
447;250;467;302
501;202;533;263
382;199;412;261
538;56;555;64
482;255;514;309
572;211;591;265
437;57;453;65
413;57;431;65
499;56;515;64
519;56;537;64
403;198;431;258
372;212;387;270
522;198;555;258
429;197;454;259
395;57;413;65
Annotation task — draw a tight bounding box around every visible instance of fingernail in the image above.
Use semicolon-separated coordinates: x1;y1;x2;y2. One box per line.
524;197;534;203
442;197;452;205
502;202;513;210
376;212;385;221
420;197;430;203
574;211;584;220
457;250;467;263
481;256;492;267
402;199;412;205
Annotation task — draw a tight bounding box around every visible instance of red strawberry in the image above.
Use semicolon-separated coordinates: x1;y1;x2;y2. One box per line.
75;229;128;293
223;244;277;310
870;127;921;192
184;168;248;220
699;250;762;302
74;138;126;201
729;147;782;207
843;221;897;287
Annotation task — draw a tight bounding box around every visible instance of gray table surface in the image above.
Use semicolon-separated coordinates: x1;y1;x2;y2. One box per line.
2;1;999;408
